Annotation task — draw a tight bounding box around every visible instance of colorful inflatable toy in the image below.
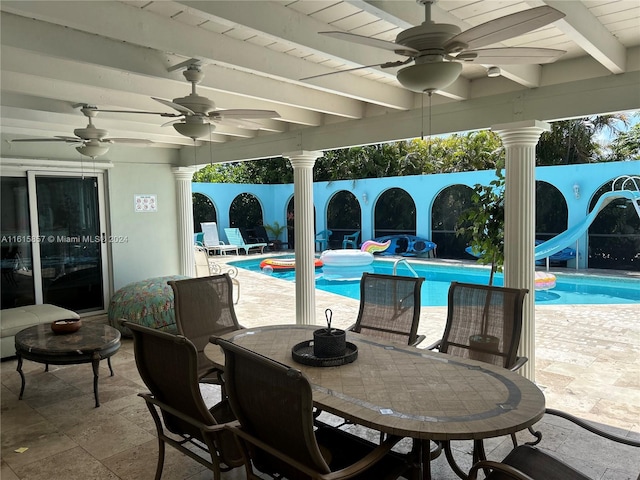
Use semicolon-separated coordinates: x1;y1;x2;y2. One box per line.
534;271;557;290
320;249;374;281
260;257;323;270
360;239;391;254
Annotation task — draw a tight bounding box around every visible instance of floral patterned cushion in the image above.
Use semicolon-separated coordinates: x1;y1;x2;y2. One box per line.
108;275;190;337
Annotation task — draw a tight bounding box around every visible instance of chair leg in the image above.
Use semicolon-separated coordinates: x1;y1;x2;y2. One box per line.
154;437;165;480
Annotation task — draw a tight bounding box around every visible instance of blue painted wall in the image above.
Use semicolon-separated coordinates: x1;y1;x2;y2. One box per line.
193;161;639;268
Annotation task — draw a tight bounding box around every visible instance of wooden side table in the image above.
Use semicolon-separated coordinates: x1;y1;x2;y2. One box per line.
15;322;121;407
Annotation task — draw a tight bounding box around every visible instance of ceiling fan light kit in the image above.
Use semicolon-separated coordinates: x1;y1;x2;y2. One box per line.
397;61;462;92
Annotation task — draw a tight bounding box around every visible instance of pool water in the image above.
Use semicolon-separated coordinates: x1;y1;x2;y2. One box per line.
230;256;640;306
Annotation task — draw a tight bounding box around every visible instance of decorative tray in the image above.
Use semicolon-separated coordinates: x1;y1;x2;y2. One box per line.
291;340;358;367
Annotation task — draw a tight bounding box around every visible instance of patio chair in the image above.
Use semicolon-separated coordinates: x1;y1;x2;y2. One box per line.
342;231;360;249
349;272;426;347
213;337;410;480
193;246;240;304
427;281;529;479
200;222;239;256
427;281;529;370
168;275;243;385
124;322;243;480
315;229;332;252
224;227;267;255
468;408;640;480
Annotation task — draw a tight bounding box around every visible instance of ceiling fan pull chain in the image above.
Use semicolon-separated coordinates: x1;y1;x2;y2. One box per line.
428;91;433;158
421;93;425;141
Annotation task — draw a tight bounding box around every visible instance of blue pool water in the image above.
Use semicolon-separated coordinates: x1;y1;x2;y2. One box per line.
230;256;640;306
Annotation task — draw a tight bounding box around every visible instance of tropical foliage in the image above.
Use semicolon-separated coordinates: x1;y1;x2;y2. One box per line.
456;168;505;285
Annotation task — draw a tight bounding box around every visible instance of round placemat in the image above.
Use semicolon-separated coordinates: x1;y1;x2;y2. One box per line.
292;340;358;367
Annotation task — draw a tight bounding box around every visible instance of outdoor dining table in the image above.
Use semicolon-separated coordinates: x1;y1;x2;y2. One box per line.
204;324;546;480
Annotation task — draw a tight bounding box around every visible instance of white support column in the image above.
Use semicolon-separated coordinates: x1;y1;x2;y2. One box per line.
493;121;550;382
284;151;323;325
172;166;196;278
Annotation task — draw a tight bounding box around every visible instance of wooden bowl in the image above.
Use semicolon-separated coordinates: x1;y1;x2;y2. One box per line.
51;319;82;334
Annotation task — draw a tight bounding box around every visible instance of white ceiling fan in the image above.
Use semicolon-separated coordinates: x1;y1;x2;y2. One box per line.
10;104;153;158
98;61;281;140
311;0;567;92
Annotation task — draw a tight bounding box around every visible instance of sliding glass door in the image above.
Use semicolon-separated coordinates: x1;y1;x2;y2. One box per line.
0;172;108;313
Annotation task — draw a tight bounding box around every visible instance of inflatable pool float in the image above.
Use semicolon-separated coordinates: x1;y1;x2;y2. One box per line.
320;249;374;281
361;239;391;254
373;235;436;257
534;271;557;290
260;257;323;270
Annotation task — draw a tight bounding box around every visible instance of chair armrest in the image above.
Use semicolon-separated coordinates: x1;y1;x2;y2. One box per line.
410;334;426;347
468;460;536;480
139;393;235;433
510;356;528;372
546;409;640;447
425;339;442;350
346;323;357;332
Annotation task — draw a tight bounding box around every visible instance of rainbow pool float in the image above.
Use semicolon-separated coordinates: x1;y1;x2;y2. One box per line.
360;239;391;254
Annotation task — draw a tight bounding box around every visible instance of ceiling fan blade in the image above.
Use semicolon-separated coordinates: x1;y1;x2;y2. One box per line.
161;119;184;127
212;117;265;130
212;109;280;120
152;97;195;115
95;108;181;118
300;59;411;81
11;136;81;144
445;6;565;52
105;138;155;146
455;47;566;65
320;31;419;56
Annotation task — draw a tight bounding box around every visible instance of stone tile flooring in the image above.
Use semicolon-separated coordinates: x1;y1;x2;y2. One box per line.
2;259;639;479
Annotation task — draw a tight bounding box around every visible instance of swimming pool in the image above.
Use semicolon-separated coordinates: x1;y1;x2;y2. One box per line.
230;256;640;306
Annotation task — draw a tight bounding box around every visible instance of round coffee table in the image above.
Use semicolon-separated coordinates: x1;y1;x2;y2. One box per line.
15;322;121;407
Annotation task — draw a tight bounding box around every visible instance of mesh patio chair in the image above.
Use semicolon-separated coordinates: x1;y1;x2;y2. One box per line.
124;322;243;480
427;281;529;370
468;408;640;480
213;337;410;480
168;275;243;385
349;272;426;347
426;281;529;478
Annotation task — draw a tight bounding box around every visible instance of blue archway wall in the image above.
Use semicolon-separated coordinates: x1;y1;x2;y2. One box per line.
193;161;639;268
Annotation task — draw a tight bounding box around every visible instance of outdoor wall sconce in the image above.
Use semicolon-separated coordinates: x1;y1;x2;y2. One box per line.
573;183;580;199
362;193;369;205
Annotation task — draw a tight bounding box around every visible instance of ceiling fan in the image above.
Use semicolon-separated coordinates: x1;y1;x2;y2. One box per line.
98;61;281;140
10;104;153;158
312;0;566;92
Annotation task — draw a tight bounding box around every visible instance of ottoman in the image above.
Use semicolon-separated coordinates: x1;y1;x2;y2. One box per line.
108;276;189;337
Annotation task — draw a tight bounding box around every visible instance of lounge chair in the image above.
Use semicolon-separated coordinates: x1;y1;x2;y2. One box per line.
200;222;239;256
224;228;267;255
342;231;360;249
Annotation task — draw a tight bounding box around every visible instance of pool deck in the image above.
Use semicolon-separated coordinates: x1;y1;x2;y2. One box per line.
1;254;638;479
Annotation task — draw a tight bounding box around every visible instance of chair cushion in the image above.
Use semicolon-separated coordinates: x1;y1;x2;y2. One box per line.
488;445;590;480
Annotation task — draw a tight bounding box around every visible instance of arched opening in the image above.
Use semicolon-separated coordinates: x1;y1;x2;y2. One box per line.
374;188;415;239
229;193;264;242
588;179;640;270
328;191;361;248
192;192;216;233
432;185;473;259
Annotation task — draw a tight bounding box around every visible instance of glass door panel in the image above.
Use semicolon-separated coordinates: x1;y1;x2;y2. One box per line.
1;177;35;308
34;175;106;312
